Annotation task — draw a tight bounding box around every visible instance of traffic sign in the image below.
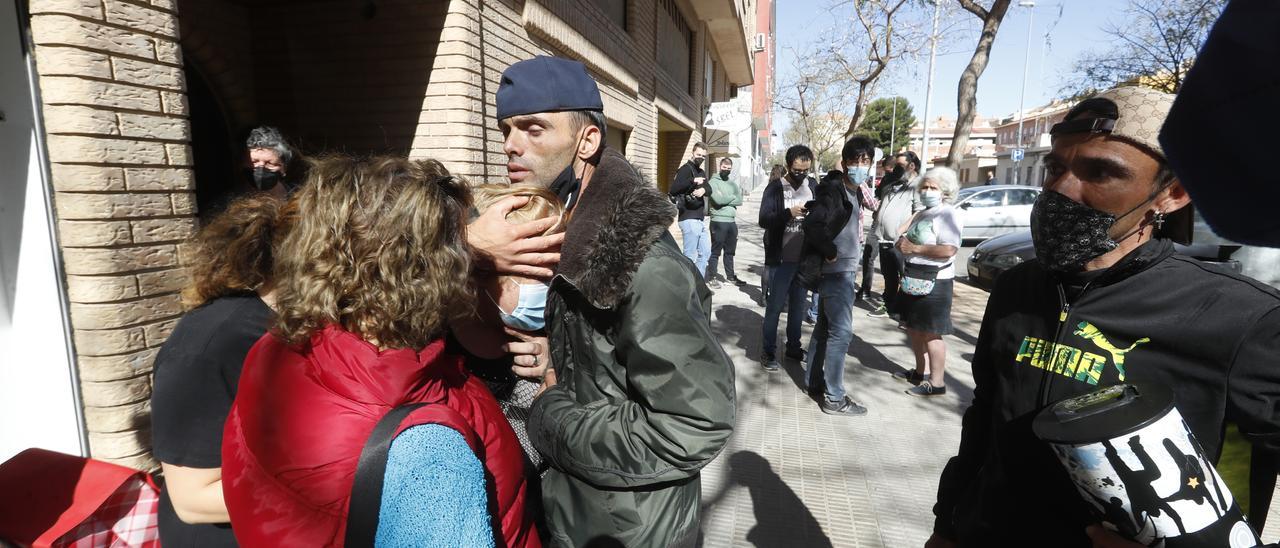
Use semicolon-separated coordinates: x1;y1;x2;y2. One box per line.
1012;148;1025;162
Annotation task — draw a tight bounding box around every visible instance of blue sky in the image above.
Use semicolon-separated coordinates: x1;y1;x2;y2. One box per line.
774;0;1128;127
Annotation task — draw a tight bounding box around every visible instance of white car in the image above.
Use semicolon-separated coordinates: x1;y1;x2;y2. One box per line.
954;185;1041;241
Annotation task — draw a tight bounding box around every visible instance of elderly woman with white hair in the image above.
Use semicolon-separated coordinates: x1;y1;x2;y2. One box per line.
892;166;964;397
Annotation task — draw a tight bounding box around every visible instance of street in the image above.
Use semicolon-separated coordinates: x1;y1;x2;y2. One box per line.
692;184;1280;547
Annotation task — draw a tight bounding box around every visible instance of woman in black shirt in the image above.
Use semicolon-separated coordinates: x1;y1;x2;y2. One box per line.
150;194;288;546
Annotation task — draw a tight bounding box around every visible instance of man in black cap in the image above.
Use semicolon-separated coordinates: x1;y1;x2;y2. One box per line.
494;55;736;548
926;86;1280;548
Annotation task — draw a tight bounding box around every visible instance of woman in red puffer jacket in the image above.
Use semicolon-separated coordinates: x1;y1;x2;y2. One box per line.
221;155;539;547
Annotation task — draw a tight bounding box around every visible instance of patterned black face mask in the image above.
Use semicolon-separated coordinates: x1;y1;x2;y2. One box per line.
1030;190;1152;273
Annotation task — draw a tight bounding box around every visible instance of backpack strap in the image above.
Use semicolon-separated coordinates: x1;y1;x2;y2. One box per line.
345;402;430;548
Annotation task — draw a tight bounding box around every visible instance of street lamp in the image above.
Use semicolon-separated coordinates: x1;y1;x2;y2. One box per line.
919;0;941;167
1013;1;1035;185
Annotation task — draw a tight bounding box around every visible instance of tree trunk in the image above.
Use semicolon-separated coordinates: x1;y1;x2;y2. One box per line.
946;0;1012;169
847;80;874;139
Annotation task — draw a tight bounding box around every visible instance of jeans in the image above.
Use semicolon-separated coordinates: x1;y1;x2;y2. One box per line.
858;235;878;296
878;243;904;314
678;219;711;276
807;292;820;321
762;262;807;357
708;220;738;280
806;271;856;402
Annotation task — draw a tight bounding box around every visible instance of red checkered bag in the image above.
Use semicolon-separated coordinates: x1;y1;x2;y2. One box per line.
0;448;160;548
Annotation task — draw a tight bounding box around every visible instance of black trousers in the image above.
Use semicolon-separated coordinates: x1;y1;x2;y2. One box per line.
708;220;738;280
858;234;878;296
878;242;904;313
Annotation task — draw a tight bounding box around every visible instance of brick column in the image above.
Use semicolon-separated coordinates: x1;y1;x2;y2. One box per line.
28;0;195;470
412;0;487;181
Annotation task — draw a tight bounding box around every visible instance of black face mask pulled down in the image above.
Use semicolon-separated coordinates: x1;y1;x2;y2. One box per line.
246;166;284;192
1029;190;1155;273
548;163;581;211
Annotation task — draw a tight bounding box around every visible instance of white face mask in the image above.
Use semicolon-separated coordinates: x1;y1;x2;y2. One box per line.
488;281;549;331
921;190;943;208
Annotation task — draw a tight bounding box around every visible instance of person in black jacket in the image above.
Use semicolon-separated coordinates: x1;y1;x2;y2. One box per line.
797;136;878;416
928;86;1280;548
758;145;818;372
669;142;712;276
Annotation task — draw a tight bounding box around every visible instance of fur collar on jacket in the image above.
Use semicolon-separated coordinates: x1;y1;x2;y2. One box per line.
554;146;677;310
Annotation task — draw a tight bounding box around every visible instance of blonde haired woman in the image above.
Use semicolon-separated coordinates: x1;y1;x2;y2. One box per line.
221;156;539;547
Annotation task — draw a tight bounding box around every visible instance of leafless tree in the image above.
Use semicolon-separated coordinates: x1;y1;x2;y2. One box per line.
1063;0;1226;95
804;0;948;136
775;53;851;170
944;0;1011;168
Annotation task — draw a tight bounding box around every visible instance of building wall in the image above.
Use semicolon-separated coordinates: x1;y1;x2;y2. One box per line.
20;0;746;468
415;0;732;188
27;0;196;469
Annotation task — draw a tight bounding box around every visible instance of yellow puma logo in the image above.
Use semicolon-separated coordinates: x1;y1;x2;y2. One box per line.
1073;322;1149;381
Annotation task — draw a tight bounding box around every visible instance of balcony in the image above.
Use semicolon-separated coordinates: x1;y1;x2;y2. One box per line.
690;0;753;86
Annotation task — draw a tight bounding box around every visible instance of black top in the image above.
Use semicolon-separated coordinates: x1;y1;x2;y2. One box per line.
932;239;1280;546
669;161;708;221
151;293;273;547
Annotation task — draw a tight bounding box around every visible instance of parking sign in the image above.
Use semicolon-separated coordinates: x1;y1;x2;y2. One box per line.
1012;148;1025;162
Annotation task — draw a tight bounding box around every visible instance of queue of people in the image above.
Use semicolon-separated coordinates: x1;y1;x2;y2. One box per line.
145;50;1280;548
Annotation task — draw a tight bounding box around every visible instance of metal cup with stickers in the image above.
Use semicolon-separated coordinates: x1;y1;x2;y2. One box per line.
1033;383;1261;548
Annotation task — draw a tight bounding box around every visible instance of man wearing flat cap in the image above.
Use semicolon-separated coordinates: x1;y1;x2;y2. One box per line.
491;55;736;548
927;86;1280;548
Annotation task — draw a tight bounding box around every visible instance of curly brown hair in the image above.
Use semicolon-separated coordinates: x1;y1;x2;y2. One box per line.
273;155;474;350
180;193;288;310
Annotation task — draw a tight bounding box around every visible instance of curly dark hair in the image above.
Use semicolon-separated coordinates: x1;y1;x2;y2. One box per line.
180;193;288;310
272;155;474;350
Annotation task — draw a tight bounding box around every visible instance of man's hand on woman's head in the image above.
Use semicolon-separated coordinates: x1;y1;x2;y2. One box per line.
468;195;564;278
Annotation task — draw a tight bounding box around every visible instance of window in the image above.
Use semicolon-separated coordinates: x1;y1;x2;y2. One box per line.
1007;188;1038;206
592;0;627;30
1025;165;1033;185
965;190;1003;208
1005;167;1013;183
657;0;693;94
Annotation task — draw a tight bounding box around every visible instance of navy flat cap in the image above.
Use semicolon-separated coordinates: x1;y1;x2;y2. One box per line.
496;56;603;121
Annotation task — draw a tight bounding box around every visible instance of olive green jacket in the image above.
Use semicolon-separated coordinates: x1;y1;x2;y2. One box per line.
527;147;737;548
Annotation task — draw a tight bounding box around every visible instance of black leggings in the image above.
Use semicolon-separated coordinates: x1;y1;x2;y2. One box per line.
879;243;904;313
858;234;878;296
708;221;738;280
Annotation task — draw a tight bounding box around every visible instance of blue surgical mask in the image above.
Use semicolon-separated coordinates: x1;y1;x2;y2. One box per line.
920;190;943;208
493;282;548;331
846;166;871;184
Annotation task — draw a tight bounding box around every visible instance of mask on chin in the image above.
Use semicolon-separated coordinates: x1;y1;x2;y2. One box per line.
548;164;581;211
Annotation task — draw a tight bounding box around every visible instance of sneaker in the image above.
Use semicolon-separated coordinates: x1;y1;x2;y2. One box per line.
727;276;748;286
707;279;723;289
762;353;781;372
867;305;889;318
785;348;806;361
892;370;924;385
821;396;868;416
907;381;947;397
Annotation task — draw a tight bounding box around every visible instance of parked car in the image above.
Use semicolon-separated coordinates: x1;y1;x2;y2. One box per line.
966;229;1244;290
954;185;1041;241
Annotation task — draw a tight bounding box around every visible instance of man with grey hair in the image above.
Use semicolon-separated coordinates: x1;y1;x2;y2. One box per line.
243;126;294;194
927;86;1280;547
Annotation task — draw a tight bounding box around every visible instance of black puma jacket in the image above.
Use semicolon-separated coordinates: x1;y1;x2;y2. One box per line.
933;238;1280;546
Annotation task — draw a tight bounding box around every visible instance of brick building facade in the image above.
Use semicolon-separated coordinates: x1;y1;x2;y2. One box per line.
7;0;752;467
